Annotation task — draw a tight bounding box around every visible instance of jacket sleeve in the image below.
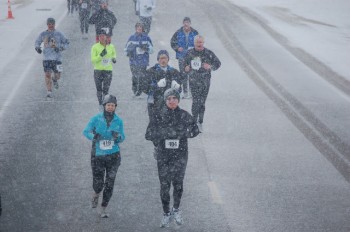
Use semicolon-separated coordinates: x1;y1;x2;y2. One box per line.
91;45;102;65
170;30;179;51
141;68;154;94
89;12;97;24
60;33;70;50
111;12;117;27
115;119;125;143
83;117;96;140
34;33;43;48
209;50;221;71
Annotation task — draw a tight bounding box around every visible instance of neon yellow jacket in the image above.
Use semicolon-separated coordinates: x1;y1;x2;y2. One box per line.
91;42;117;71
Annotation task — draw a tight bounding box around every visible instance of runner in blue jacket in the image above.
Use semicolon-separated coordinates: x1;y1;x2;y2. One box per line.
83;94;125;218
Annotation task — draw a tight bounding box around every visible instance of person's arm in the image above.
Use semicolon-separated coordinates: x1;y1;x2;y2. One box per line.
209;50;221;71
83;117;96;140
170;30;179;51
91;45;103;65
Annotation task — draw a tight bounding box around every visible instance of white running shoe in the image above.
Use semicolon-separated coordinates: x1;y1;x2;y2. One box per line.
46;91;53;98
91;193;99;208
172;207;183;225
160;212;172;228
100;207;109;218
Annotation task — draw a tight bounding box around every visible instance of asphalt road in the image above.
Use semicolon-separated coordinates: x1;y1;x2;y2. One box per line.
0;0;350;231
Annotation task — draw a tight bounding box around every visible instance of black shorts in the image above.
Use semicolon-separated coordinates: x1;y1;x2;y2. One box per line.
43;60;62;73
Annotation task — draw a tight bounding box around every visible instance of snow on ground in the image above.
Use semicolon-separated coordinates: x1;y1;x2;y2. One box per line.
228;0;350;80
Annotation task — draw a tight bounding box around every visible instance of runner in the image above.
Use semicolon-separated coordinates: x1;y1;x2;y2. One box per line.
89;0;117;44
34;17;69;98
170;17;198;99
145;88;199;227
184;35;221;132
135;0;155;34
78;0;92;39
124;22;153;96
83;94;125;218
90;30;117;111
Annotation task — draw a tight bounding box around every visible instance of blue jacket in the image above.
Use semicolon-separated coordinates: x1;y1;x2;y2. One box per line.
124;32;153;66
83;112;125;156
170;27;198;60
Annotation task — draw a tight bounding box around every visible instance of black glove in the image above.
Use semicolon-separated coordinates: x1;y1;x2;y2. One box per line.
93;133;101;141
100;48;107;57
35;47;42;54
147;7;152;10
112;58;116;64
111;131;119;140
136;11;139;16
140;43;149;52
54;47;60;52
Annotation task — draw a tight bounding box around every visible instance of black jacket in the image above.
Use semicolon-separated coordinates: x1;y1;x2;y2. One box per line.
141;64;181;107
89;8;117;36
184;47;221;77
145;106;199;152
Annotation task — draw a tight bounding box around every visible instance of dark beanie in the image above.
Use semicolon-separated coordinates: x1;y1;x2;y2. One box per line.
47;17;55;25
183;17;191;23
157;50;169;60
164;88;180;102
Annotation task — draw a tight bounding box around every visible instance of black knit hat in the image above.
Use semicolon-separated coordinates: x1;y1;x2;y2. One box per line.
157;50;169;60
183;17;191;23
164;88;180;102
47;17;55;25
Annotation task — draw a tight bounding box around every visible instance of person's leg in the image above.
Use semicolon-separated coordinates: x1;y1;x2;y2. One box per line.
101;71;112;99
91;156;105;195
135;66;146;96
157;154;171;214
130;65;138;94
94;70;104;105
43;60;54;92
189;78;200;122
172;152;188;210
198;79;211;124
79;13;84;34
178;59;188;96
101;154;121;207
52;61;61;82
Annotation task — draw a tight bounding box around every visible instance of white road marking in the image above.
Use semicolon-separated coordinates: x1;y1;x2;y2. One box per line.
208;181;223;204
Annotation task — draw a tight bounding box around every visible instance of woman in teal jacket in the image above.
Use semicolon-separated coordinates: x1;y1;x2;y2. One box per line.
83;94;125;218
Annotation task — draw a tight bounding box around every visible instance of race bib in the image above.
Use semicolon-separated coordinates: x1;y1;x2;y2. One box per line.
191;57;201;70
57;64;63;72
81;2;88;8
165;139;179;149
136;47;145;55
102;58;110;66
99;140;114;150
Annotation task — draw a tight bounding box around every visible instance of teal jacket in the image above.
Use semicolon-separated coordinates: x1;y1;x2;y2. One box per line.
83;112;125;156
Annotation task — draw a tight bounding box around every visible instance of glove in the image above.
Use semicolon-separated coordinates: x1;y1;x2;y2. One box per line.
111;131;119;140
54;47;60;52
157;78;166;87
100;48;107;57
112;58;116;64
147;6;152;10
140;43;149;52
93;133;101;141
171;80;180;90
35;47;42;54
136;11;140;16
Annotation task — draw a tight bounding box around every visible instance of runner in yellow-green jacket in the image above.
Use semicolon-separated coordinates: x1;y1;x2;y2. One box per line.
91;30;117;111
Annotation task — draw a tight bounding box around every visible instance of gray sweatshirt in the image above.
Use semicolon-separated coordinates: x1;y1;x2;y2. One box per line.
35;30;69;61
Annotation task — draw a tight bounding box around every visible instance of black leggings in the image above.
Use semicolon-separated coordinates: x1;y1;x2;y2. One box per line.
94;70;112;105
157;150;188;213
189;77;211;124
79;11;90;33
91;152;121;207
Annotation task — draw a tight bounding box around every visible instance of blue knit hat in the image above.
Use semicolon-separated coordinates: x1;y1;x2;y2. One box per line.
157;50;169;60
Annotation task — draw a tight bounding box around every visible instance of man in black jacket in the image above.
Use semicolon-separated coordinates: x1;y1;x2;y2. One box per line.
145;88;200;228
89;0;117;43
184;35;221;132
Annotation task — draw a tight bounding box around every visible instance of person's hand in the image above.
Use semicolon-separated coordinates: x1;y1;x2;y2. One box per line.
178;47;184;52
147;6;152;10
157;78;166;87
35;47;42;54
93;133;101;141
136;11;139;16
202;63;211;70
54;47;60;52
111;131;119;140
100;48;107;57
184;65;191;72
171;80;180;90
112;58;116;63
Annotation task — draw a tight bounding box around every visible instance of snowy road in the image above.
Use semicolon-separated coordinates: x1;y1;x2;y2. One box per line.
0;0;350;231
